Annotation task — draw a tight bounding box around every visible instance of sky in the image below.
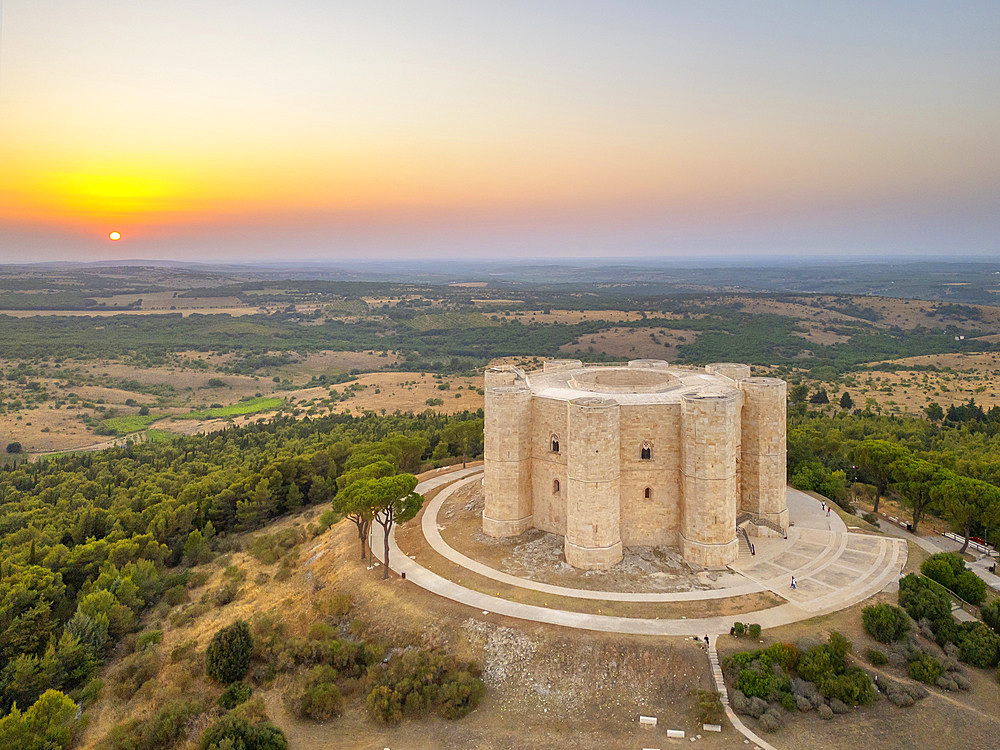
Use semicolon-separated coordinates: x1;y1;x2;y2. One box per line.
1;1;998;263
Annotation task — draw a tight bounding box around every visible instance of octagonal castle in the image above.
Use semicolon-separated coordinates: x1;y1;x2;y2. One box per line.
483;360;787;570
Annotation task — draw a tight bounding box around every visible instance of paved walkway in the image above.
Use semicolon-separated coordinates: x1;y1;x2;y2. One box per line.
373;471;907;637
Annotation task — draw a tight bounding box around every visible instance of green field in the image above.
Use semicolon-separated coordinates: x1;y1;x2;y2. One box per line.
172;396;284;420
96;414;160;435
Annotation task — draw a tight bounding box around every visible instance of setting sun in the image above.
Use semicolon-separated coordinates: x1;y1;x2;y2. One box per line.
109;231;121;240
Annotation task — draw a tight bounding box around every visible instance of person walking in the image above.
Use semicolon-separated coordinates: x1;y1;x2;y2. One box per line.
826;507;831;518
791;576;797;590
821;500;826;513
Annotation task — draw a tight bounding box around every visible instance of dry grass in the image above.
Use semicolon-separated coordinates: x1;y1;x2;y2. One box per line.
560;326;700;360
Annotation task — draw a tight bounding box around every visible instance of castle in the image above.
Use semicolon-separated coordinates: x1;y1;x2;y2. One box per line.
483;360;787;569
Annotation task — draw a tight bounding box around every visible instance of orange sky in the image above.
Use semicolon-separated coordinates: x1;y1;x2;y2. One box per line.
1;2;998;260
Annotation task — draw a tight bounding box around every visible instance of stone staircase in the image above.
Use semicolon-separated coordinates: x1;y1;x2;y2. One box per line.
706;637;729;706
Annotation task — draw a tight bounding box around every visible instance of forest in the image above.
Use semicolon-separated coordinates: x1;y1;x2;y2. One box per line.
0;409;484;745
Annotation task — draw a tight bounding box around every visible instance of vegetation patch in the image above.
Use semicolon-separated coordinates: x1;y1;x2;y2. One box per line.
174;396;284;420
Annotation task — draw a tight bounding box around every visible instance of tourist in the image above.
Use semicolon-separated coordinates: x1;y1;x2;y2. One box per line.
791;576;797;589
826;507;831;518
821;500;826;513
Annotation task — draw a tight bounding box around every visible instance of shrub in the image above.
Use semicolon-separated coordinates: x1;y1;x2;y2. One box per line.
136;629;163;650
736;668;773;699
204;580;241;607
921;555;958;590
982;599;1000;634
816;666;874;706
694;689;724;725
110;650;159;699
198;714;287;750
908;652;943;685
290;666;343;721
954;622;1000;668
162;585;189;607
898;574;950;622
759;708;785;733
921;553;986;605
366;649;484;723
733;622;745;637
953;570;986;606
206;621;253;684
748;624;762;639
862;603;910;643
97;700;194;749
862;512;880;527
866;648;888;666
219;680;253;710
764;642;799;672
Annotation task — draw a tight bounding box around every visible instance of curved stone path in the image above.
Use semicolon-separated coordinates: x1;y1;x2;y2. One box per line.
422;472;765;601
373;468;907;637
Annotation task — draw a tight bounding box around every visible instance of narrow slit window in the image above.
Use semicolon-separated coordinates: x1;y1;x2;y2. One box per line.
553;479;560;494
551;435;560;453
644;487;652;500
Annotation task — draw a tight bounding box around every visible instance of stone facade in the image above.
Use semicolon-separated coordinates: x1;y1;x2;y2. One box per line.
482;360;787;569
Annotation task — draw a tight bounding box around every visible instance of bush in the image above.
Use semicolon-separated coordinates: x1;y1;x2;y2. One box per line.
198;713;287;750
982;599;1000;634
866;648;888;666
736;668;773;699
694;689;724;725
733;622;745;637
954;622;1000;668
98;700;202;750
862;603;910;643
921;555;958;590
290;666;343;721
110;650;159;699
921;553;986;605
219;680;253;709
953;570;987;606
366;649;484;723
816;666;874;706
748;624;762;639
136;629;163;650
759;708;785;733
908;652;943;685
898;574;950;622
206;621;253;684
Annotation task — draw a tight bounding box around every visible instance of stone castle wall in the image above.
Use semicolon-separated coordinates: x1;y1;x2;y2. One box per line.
482;361;786;569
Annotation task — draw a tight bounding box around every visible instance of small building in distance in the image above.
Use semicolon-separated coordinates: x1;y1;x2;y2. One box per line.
483;360;787;570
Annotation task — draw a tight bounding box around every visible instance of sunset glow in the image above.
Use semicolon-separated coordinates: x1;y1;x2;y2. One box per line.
1;1;998;261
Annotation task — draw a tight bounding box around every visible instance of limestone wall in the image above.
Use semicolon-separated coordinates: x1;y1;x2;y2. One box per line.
482;384;533;536
739;377;788;535
529;397;569;535
680;391;741;567
565;397;622;569
618;402;682;546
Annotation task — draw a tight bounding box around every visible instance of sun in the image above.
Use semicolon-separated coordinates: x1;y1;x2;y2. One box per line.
109;231;121;241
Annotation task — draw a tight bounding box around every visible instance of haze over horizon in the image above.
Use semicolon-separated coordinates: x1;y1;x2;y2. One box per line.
1;1;998;263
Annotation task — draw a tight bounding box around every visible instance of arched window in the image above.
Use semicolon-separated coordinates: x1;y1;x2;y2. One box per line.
644;487;652;500
553;479;561;494
640;441;652;460
550;434;560;453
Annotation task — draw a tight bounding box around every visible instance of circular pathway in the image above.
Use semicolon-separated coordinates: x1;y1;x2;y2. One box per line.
373;467;906;637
